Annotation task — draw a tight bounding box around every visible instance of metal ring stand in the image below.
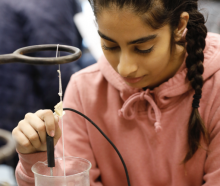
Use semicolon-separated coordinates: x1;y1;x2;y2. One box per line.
0;44;82;161
0;129;16;163
0;44;82;65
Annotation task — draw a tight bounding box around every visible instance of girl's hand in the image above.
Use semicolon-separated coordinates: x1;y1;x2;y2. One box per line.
12;109;61;154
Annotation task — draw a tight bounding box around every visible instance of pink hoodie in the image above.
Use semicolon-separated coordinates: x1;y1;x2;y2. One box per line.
16;33;220;186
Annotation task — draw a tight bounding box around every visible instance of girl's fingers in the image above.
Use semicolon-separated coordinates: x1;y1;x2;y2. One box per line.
25;112;47;144
12;127;36;154
35;110;56;137
18;120;42;150
13;109;61;154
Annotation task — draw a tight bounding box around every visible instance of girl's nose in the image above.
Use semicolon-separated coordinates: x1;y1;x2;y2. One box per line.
117;53;138;77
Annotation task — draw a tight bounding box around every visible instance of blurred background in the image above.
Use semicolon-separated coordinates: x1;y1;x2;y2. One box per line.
0;0;219;185
199;0;220;34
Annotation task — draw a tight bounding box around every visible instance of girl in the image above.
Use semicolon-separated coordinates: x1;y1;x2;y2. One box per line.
13;0;220;185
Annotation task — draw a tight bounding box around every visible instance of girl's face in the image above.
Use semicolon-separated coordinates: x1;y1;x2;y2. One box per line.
97;8;185;89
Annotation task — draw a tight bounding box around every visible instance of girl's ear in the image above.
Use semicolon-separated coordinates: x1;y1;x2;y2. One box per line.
174;12;189;42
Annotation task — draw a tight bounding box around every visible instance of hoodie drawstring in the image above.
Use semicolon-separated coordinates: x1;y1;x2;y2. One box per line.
118;90;162;132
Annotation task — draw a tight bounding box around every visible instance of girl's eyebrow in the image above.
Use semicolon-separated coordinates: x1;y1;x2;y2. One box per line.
98;31;117;43
98;30;157;45
128;34;157;45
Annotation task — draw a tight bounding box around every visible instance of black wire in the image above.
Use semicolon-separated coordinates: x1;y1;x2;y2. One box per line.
63;108;131;186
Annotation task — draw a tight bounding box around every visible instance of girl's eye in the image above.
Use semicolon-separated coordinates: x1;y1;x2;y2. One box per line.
102;45;119;51
102;44;154;54
135;46;154;54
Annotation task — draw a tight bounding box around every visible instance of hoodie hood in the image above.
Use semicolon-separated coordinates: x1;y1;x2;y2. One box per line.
98;33;220;131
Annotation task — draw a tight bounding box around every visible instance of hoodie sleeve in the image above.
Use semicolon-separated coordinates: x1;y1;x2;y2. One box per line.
55;75;103;186
202;76;220;185
15;152;47;186
203;107;220;185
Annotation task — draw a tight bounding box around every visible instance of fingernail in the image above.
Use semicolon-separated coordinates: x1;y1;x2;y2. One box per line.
50;130;55;137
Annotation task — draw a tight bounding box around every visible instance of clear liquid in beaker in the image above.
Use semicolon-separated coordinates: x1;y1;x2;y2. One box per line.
32;156;91;186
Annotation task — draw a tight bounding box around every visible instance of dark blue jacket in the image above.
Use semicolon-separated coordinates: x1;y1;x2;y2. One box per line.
0;0;82;132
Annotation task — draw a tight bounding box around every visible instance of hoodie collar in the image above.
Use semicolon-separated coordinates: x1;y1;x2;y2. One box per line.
118;89;162;132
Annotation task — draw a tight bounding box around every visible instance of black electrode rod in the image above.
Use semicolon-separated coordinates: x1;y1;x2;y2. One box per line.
46;133;55;168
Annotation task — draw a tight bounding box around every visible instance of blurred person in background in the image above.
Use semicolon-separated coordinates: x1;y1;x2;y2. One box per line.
199;0;220;34
0;0;95;183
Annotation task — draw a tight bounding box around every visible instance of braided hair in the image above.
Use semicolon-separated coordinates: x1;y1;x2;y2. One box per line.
184;1;209;163
88;0;210;163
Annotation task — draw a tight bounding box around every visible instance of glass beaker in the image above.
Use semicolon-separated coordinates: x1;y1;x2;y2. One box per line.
32;156;91;186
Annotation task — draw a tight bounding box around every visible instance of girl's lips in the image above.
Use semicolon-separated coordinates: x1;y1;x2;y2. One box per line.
122;75;145;84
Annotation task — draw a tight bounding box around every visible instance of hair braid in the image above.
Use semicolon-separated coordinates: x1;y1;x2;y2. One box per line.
183;4;210;163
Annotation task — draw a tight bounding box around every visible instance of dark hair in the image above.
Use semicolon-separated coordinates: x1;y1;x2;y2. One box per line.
88;0;210;163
